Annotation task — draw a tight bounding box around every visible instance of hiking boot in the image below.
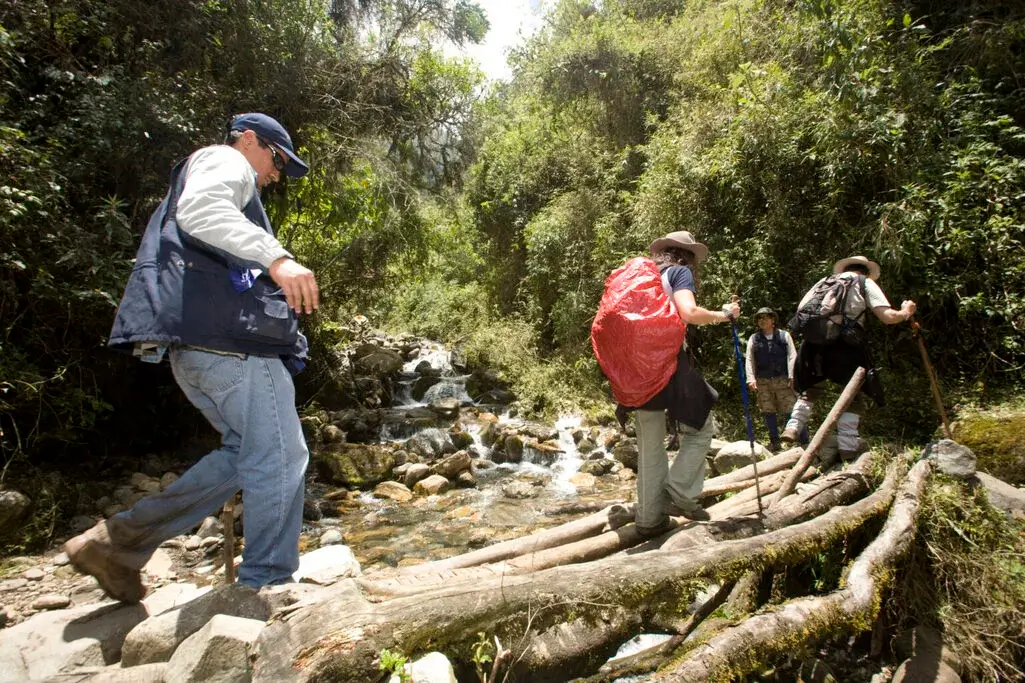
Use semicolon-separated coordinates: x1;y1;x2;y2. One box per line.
769;441;781;454
837;450;859;462
607;504;634;530
635;518;672;539
667;501;711;522
780;427;799;445
63;522;146;603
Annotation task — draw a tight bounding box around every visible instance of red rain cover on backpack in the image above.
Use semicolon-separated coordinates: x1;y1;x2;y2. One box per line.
591;257;686;407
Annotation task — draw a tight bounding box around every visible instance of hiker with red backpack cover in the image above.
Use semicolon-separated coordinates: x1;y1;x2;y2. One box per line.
782;255;916;460
592;231;739;538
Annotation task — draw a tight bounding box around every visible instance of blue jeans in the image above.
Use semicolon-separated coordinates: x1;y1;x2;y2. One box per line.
108;348;309;587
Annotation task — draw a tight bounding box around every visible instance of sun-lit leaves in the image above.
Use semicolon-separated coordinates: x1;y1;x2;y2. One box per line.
457;0;1025;432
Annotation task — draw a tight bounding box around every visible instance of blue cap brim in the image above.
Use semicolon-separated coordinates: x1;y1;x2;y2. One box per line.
282;149;309;178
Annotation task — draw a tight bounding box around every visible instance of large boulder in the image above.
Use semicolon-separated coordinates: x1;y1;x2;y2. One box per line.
406;428;456;460
165;614;265;683
951;411;1025;486
522;439;562;467
713;441;771;474
519;424;559;442
327;408;381;444
121;584;270;667
432;451;472;479
313;444;396;489
0;601;148;680
373;480;414;503
412;375;442;401
926;439;977;479
429;397;461;419
353;347;404;376
403;463;432;489
578;459;614;476
293;546;362;585
391;651;457;683
0;490;30;538
413;475;452;496
612;440;639;471
974;472;1025;518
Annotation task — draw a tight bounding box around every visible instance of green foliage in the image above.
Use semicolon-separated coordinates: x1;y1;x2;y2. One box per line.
892;478;1025;681
378;647;410;682
470;631;494;683
459;0;1025;439
0;0;489;545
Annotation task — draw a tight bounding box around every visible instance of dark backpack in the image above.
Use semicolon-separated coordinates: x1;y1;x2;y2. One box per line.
788;273;869;346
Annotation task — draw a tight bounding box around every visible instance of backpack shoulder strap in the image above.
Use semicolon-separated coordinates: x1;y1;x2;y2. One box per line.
852;274;869;321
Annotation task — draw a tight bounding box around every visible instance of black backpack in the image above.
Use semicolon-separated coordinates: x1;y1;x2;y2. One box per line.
788;273;869;346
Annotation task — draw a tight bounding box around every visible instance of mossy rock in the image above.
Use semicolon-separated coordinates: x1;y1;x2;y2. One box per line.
313;444;396;489
952;411;1025;486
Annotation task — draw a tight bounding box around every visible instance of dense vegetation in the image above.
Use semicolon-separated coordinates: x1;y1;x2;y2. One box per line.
392;0;1025;431
0;0;488;474
2;0;1024;527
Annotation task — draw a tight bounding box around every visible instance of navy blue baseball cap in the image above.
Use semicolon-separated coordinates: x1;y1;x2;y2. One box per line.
229;112;309;178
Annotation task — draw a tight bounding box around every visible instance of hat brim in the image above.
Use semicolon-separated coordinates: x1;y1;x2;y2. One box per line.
281;148;309;179
649;238;708;262
833;257;880;280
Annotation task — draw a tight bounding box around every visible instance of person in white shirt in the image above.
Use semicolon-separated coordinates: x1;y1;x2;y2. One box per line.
65;114;319;603
782;256;916;459
744;308;799;452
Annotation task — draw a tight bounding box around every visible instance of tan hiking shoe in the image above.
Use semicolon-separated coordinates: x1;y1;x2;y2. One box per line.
607;504;634;530
63;522;146;603
780;427;799;445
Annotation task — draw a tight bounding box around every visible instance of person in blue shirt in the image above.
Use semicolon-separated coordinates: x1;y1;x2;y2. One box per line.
623;231;739;537
64;113;319;602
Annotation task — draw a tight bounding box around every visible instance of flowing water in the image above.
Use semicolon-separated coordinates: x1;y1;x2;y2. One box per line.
307;345;633;572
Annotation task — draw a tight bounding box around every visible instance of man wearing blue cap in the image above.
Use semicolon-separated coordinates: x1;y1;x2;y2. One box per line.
64;113;318;601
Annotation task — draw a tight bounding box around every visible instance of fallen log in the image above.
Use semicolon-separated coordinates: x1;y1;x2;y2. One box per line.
581;580;737;683
362;454;878;599
662;451;877;551
381;505;617;577
698;448;803;500
250;459;901;682
656;458;931;682
703;466;819;518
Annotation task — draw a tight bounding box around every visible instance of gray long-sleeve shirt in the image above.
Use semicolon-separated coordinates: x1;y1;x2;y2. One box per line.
176;145;291;269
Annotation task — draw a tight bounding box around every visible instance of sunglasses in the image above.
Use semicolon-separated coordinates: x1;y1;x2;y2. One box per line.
256;136;287;172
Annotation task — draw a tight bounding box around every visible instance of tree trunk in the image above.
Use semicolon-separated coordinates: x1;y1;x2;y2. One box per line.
655;459;930;681
250;458;902;682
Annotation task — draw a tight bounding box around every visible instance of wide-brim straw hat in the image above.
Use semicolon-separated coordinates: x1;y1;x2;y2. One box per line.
649;231;708;262
833;255;881;280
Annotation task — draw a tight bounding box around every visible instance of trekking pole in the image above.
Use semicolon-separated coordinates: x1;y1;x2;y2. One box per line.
728;299;763;515
910;318;952;439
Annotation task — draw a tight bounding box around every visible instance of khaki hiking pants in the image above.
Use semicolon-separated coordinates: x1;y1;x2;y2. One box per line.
634;410;714;529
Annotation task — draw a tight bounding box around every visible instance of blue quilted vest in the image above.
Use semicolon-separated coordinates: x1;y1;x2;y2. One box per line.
753;329;788;379
108;153;301;357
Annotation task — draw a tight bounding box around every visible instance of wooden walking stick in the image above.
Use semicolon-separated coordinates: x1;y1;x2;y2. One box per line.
221;494;237;583
910;318;952;439
772;367;866;505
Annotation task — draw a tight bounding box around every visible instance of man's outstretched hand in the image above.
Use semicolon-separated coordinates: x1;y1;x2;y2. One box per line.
269;257;320;314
